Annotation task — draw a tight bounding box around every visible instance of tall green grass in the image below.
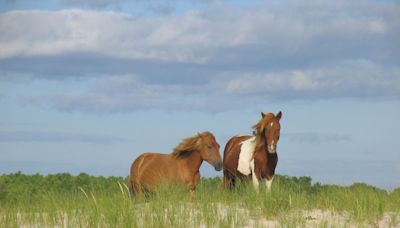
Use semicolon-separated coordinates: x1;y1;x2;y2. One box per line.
0;172;399;227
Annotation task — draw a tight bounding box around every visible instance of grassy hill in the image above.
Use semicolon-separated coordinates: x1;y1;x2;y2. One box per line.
1;172;399;227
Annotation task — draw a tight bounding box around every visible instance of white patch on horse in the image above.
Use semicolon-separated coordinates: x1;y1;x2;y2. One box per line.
237;137;256;175
270;122;274;127
250;159;259;191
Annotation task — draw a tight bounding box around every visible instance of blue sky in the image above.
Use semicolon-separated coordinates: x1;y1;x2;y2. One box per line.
1;0;399;189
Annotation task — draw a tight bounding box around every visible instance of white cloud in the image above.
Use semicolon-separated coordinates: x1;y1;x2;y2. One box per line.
63;0;129;7
1;0;400;113
1;1;398;62
0;130;125;144
217;60;400;99
17;60;399;113
368;20;387;34
290;71;320;91
17;74;215;113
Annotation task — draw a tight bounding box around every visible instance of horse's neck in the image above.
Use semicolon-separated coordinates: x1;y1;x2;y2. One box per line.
181;150;203;173
255;134;267;152
254;136;272;161
254;140;277;167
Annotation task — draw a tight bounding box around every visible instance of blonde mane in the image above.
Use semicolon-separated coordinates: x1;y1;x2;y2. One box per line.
252;113;275;151
171;132;209;157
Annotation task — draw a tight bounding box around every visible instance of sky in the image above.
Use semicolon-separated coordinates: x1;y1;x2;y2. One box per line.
0;0;399;190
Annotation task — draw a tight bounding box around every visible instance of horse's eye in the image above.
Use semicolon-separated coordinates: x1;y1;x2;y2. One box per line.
207;146;213;153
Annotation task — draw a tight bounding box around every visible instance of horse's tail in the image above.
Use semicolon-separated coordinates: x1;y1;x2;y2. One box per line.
128;154;148;199
127;176;135;197
223;136;237;160
128;157;137;198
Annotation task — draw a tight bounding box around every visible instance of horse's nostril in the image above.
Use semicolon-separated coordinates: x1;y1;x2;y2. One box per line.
215;161;223;171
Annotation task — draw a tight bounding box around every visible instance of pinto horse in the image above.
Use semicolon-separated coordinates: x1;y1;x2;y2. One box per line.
223;112;282;191
128;131;223;198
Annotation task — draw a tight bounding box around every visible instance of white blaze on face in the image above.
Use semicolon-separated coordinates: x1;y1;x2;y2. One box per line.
268;139;276;153
267;122;277;153
237;137;256;175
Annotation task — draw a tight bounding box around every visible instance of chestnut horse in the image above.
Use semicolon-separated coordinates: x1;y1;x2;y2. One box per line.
223;112;282;192
128;131;223;198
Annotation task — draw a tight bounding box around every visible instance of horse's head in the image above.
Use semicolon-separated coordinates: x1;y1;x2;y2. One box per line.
253;111;282;154
198;132;223;171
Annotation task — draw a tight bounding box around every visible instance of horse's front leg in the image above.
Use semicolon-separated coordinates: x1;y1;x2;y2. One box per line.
250;160;260;192
187;171;200;201
265;176;274;192
251;174;260;192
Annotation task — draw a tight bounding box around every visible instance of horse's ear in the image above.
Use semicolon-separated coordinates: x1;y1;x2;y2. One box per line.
261;112;265;118
276;111;282;120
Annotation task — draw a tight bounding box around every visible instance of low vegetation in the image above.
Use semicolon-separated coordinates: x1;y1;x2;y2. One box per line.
1;172;399;227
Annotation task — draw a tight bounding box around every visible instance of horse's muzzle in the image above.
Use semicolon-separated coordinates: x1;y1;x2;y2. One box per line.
268;144;277;154
212;160;223;171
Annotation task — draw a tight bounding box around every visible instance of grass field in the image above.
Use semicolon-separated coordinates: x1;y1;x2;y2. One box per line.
1;172;399;227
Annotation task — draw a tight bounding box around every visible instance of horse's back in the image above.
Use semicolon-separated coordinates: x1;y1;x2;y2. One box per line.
223;135;251;159
129;152;173;192
223;135;251;177
131;152;173;176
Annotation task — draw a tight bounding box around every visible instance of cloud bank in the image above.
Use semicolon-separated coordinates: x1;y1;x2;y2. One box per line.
0;131;125;144
1;0;399;113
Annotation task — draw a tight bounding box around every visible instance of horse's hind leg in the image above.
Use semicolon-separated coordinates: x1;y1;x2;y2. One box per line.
223;169;230;189
128;177;135;198
223;169;234;189
133;182;145;201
